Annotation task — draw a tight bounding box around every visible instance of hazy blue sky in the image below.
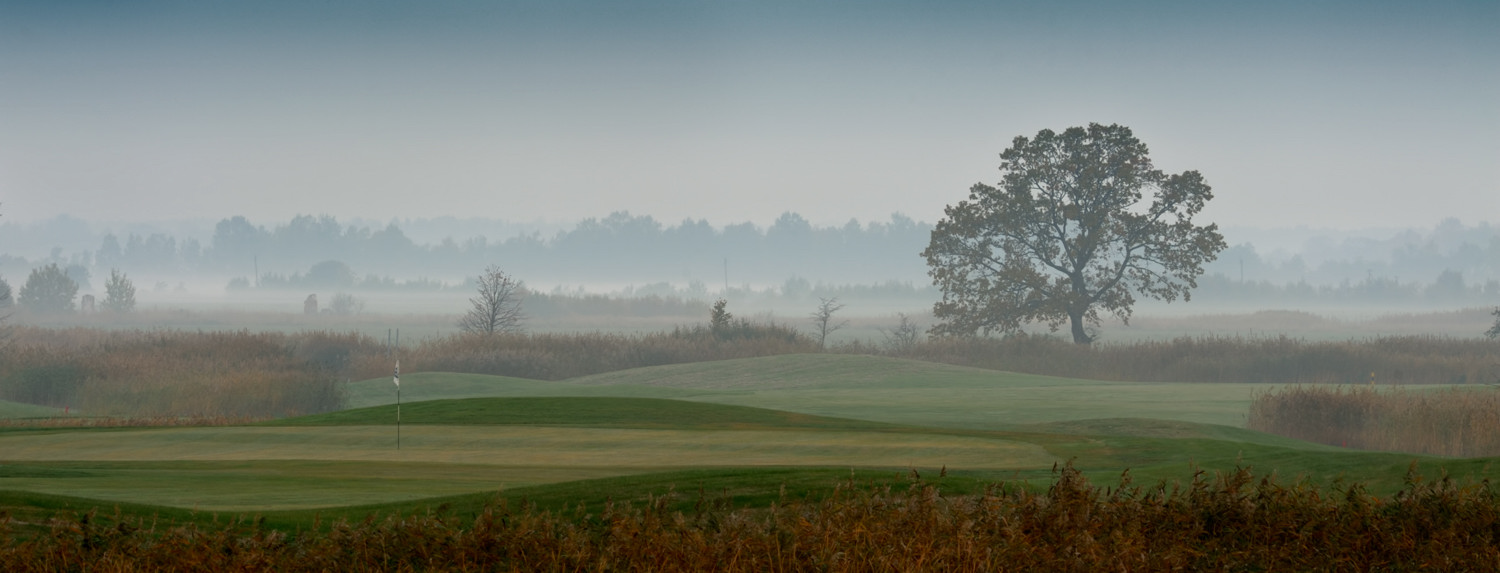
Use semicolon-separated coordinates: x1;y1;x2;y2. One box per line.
1;0;1495;229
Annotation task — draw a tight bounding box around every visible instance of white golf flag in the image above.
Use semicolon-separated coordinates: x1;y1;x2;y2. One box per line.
394;360;400;387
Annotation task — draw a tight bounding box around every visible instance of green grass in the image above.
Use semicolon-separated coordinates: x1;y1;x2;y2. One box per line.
0;460;632;512
349;354;1282;429
0;399;61;419
0;401;1055;512
274;396;898;431
5;452;1497;537
5;354;1498;532
342;372;668;409
0;425;1051;470
0;466;1000;536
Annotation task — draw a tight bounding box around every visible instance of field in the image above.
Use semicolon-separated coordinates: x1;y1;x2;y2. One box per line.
3;354;1494;514
3;349;1499;568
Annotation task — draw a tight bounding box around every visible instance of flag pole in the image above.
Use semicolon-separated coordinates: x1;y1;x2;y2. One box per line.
394;359;401;450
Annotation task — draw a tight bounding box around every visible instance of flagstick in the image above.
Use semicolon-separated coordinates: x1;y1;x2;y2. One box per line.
395;358;401;451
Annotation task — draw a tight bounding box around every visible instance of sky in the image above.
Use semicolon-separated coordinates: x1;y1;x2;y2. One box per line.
1;0;1496;230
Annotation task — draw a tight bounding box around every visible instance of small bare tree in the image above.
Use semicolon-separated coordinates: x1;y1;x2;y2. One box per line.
330;292;365;315
808;296;847;349
880;312;922;353
459;265;526;335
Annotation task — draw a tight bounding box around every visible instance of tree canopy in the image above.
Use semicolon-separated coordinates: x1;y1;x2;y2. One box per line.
103;268;137;313
923;123;1226;344
19;263;79;314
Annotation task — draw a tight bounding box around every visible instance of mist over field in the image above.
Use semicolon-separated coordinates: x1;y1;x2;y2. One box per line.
1;0;1493;331
0;211;1497;344
2;4;1499;566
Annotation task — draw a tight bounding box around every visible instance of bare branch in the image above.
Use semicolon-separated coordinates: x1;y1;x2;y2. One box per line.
808;297;848;350
458;265;527;335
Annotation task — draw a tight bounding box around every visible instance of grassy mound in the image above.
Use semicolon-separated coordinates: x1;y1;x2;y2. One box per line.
1020;417;1339;449
344;355;1282;430
566;353;1042;391
272;396;897;431
343;372;598;409
0;400;61;419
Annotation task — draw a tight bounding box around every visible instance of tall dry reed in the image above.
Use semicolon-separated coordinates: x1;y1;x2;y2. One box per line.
0;327;356;418
1248;384;1500;456
4;323;1496;421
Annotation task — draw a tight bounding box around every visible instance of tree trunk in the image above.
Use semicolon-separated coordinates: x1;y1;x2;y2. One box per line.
1069;309;1092;345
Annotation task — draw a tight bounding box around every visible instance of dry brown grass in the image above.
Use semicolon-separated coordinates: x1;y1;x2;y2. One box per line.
4;464;1498;571
1249;385;1500;456
0;327;355;418
4;322;1496;420
0;323;815;418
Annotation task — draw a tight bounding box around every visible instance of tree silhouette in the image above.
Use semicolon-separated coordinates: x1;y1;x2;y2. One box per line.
19;263;79;314
458;265;526;335
924;123;1225;344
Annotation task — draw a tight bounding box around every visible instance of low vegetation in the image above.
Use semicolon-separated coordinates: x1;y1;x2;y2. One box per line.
4;464;1498;571
0;327;350;418
888;333;1500;385
1249;384;1500;457
3;320;1496;420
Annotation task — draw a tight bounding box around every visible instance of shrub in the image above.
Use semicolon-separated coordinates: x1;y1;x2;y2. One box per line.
18;263;77;314
328;292;363;315
102;269;137;313
4;465;1499;570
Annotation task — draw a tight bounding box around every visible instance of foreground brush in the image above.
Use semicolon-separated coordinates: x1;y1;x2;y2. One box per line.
5;463;1496;571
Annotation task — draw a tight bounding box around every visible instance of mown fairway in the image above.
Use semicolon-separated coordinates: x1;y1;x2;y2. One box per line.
0;395;1053;511
0;400;59;419
348;354;1280;429
2;355;1496;524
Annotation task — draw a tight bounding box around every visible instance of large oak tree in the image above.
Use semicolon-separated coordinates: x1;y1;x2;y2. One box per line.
924;123;1226;344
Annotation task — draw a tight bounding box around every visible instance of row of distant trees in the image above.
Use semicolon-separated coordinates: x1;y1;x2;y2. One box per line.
8;212;1497;303
210;256;1500;310
63;211;934;287
0;264;136;315
1187;271;1500;307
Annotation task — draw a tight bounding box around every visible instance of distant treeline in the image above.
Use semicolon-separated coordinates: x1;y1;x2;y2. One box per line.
2;213;1498;308
1185;271;1500;308
1211;218;1500;287
71;211;935;287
